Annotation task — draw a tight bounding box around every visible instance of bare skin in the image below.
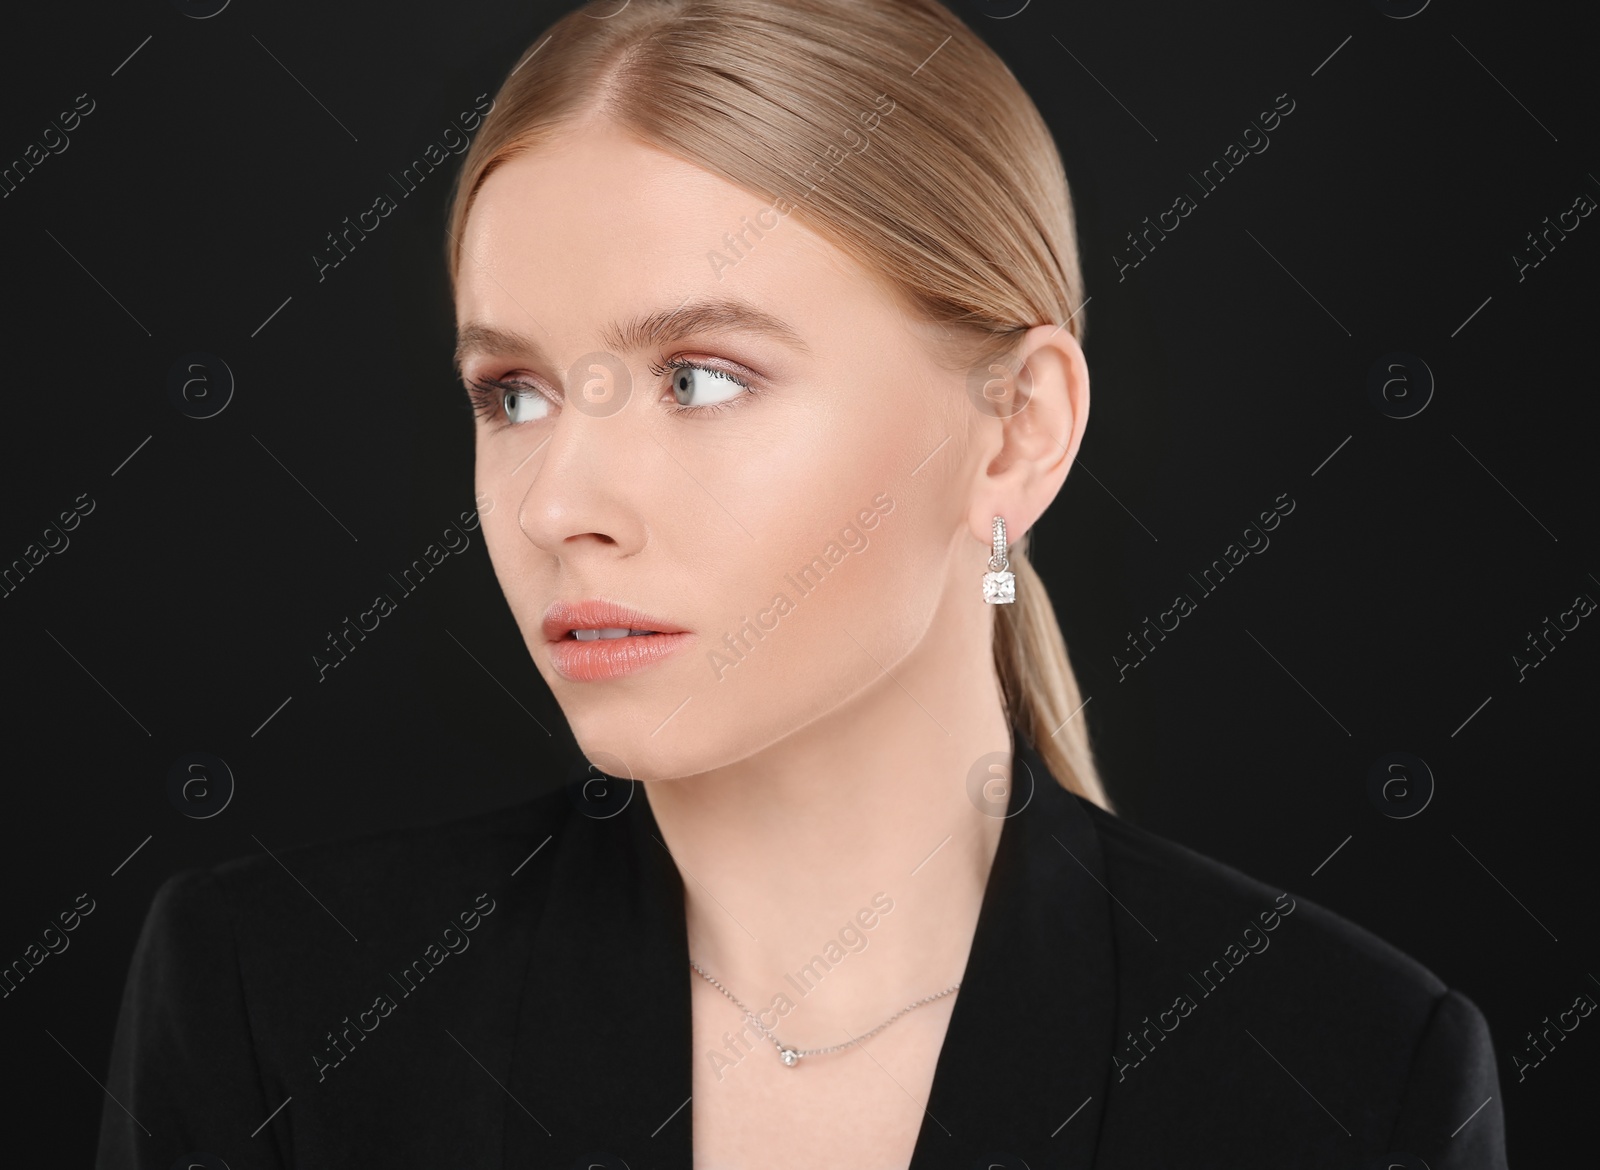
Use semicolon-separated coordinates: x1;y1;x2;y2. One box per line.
455;113;1089;1169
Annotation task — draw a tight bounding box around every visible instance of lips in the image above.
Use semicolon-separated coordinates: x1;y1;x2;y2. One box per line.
541;599;688;643
542;599;694;682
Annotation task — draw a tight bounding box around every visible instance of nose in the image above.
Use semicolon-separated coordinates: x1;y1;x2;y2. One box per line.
512;368;651;563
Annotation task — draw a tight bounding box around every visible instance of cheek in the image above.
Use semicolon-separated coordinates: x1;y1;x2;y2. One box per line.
712;429;943;680
473;443;541;596
784;405;943;619
691;483;943;760
828;496;946;655
479;507;541;630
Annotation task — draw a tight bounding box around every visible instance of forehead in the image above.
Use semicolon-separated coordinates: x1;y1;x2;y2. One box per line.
454;123;889;323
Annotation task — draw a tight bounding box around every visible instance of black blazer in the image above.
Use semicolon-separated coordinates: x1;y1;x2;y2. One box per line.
96;729;1508;1168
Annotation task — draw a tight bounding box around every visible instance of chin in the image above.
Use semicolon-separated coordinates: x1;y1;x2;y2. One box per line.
564;678;830;782
566;716;721;783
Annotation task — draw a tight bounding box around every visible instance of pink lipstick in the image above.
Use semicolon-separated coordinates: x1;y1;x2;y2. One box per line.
542;599;694;682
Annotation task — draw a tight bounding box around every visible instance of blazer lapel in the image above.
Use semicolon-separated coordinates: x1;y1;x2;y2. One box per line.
503;761;694;1169
907;727;1120;1168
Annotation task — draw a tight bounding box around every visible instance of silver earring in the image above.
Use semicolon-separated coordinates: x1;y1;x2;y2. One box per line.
983;516;1015;604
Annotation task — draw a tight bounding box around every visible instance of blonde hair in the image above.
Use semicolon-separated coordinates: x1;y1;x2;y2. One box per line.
445;0;1112;811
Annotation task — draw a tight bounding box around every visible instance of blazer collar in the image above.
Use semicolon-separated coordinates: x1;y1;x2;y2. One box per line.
504;726;1119;1169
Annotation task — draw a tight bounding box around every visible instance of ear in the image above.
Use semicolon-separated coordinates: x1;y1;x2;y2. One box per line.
966;323;1089;549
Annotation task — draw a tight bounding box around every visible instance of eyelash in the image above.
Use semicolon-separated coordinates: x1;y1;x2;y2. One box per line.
463;357;759;428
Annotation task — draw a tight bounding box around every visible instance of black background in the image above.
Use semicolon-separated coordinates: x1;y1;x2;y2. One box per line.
2;0;1593;1162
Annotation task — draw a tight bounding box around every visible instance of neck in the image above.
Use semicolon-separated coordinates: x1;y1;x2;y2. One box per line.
642;598;1014;1045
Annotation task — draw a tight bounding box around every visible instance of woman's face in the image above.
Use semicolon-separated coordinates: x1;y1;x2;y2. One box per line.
454;121;1025;779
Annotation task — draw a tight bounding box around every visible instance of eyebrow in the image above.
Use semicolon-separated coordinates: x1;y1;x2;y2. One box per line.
454;297;812;374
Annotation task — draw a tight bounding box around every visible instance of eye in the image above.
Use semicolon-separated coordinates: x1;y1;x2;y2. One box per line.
503;385;551;424
464;376;553;427
652;357;756;415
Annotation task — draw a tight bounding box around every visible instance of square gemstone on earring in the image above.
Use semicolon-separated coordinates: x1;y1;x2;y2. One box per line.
983;570;1015;604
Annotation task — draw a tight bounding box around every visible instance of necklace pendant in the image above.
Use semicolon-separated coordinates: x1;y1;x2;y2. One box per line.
778;1047;801;1067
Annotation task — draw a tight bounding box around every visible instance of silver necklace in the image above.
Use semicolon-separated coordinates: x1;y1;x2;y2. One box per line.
689;958;962;1067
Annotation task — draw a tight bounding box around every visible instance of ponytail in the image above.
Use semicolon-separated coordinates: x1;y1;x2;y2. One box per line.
994;532;1111;810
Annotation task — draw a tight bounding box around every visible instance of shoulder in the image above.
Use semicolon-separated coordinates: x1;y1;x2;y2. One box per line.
1072;797;1507;1162
125;788;576;1074
101;790;579;1164
1076;795;1445;1005
220;786;571;906
131;786;577;1024
149;786;574;941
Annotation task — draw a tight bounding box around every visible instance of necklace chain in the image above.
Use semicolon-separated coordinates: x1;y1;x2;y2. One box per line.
688;959;961;1068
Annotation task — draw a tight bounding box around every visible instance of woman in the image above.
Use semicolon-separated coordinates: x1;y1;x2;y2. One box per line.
97;1;1508;1167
